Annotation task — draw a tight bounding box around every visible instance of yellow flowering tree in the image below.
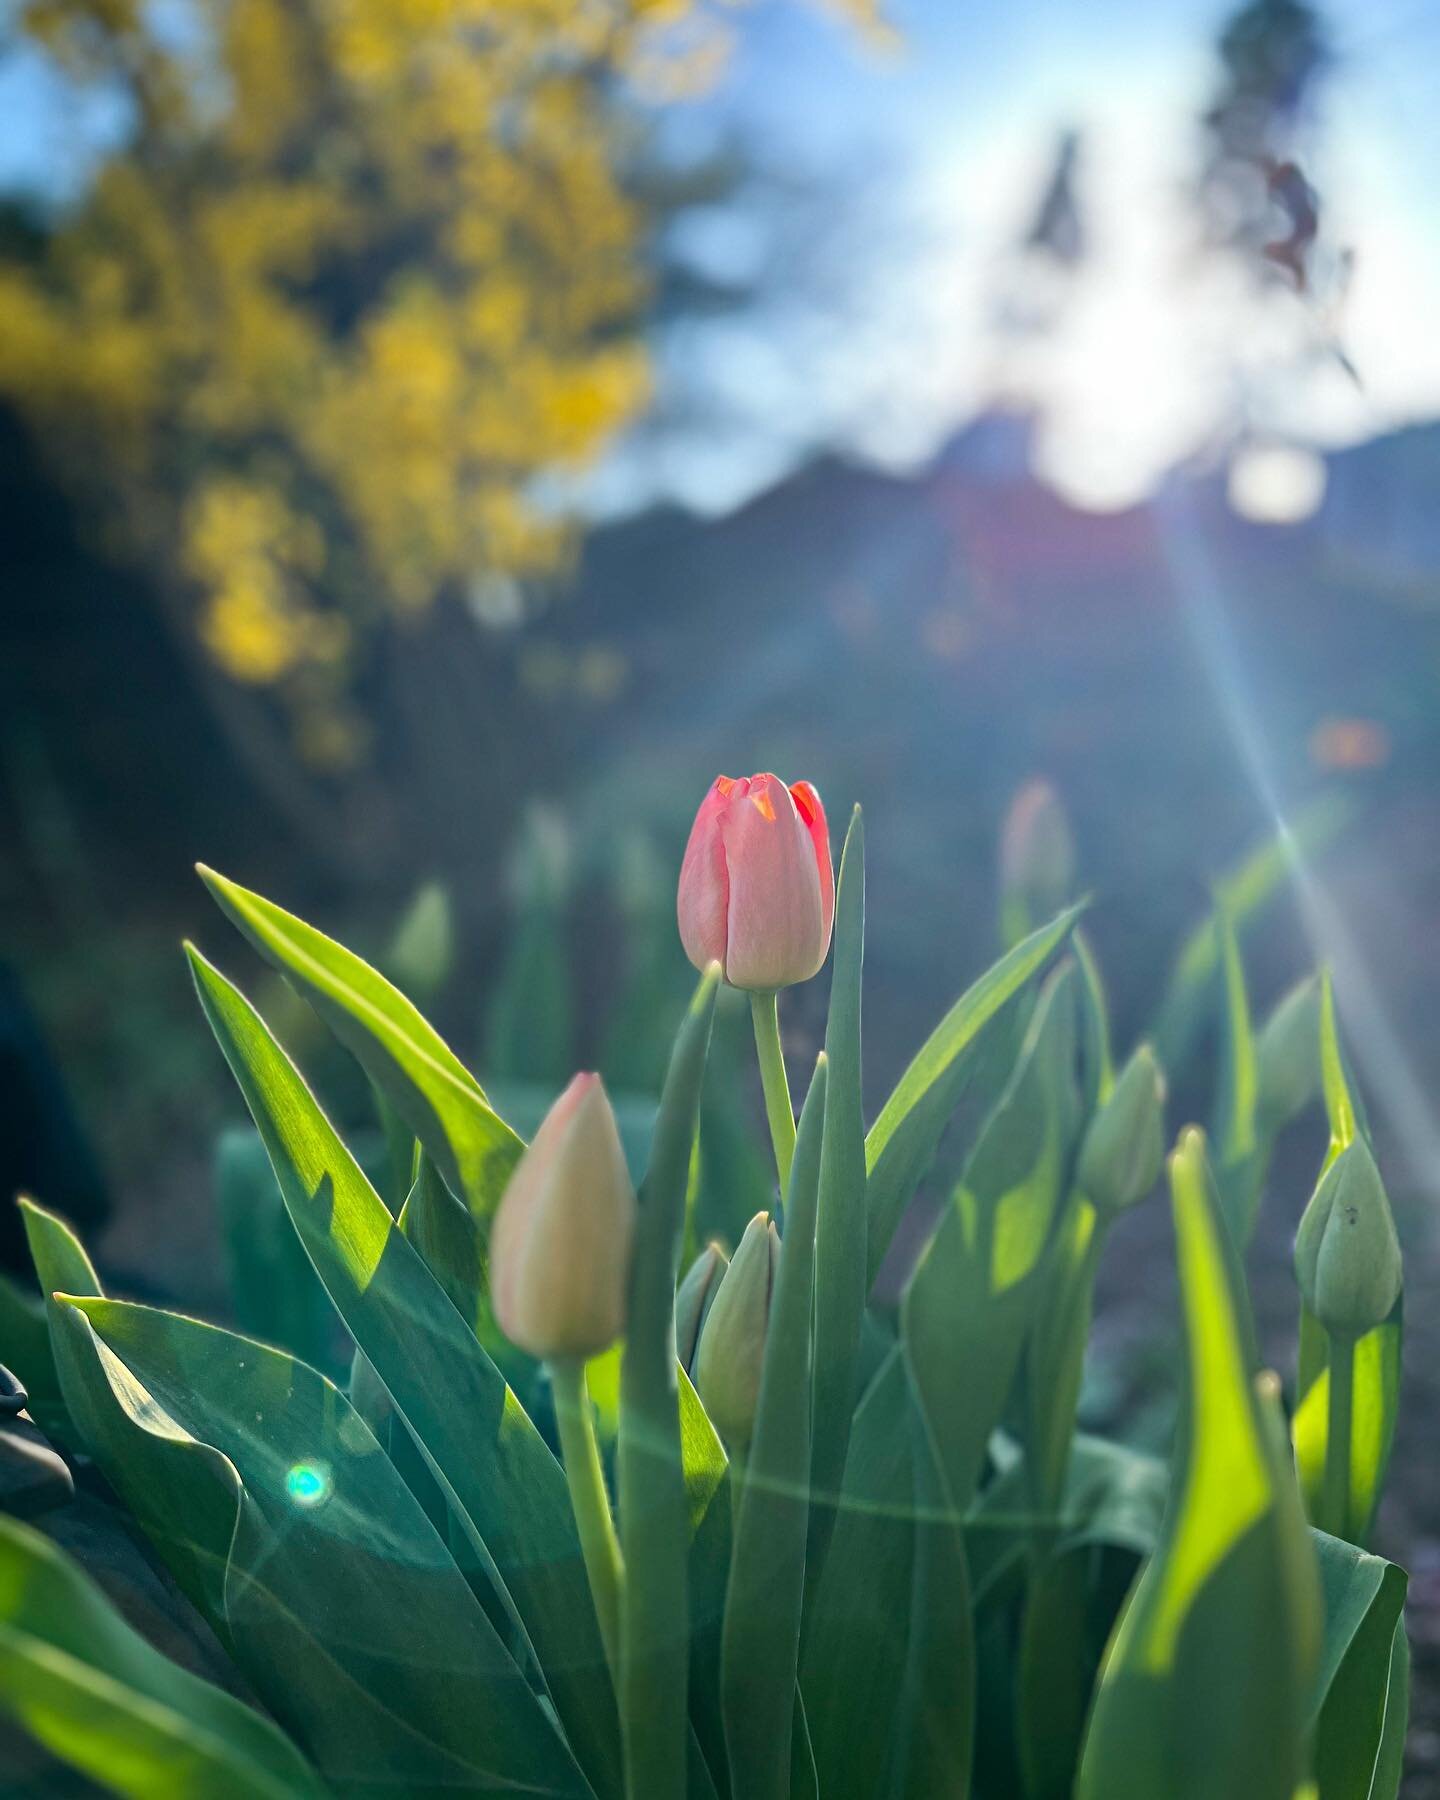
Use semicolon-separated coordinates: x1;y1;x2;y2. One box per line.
0;0;691;771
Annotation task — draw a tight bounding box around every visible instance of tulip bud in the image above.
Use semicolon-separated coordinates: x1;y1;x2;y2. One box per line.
999;778;1075;945
1257;974;1321;1135
677;773;835;991
490;1073;636;1359
1294;1139;1402;1338
692;1212;779;1445
675;1241;729;1374
1077;1044;1167;1217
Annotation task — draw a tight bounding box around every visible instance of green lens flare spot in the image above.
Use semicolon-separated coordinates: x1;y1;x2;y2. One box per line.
285;1461;331;1507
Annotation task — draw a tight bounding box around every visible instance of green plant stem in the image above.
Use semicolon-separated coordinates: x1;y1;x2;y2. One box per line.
751;991;796;1194
550;1358;623;1679
1324;1332;1356;1537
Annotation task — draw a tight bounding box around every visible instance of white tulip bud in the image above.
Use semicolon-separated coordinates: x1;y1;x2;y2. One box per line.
490;1074;636;1359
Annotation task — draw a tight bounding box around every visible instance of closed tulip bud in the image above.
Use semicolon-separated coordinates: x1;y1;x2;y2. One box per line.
999;778;1075;944
490;1073;636;1360
1077;1044;1167;1217
677;774;835;991
675;1241;729;1374
1294;1139;1402;1338
1257;974;1321;1135
692;1212;780;1446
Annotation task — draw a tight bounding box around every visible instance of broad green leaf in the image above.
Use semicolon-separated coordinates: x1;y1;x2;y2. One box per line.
0;1514;320;1800
67;1296;591;1798
1212;906;1258;1168
1211;906;1264;1248
1073;928;1114;1112
186;945;622;1799
801;1349;914;1800
1368;1622;1409;1800
1077;1128;1320;1800
894;966;1083;1800
1256;972;1322;1136
902;965;1081;1516
0;1262;66;1442
968;1433;1168;1609
215;1127;335;1370
199;867;524;1228
1017;1550;1090;1800
865;905;1083;1281
679;1360;728;1537
1152;796;1349;1074
808;807;867;1599
1309;1532;1409;1800
1317;971;1368;1171
396;1147;484;1331
893;1403;974;1800
20;1200;239;1633
1023;1197;1102;1525
722;1057;827;1800
685;1368;734;1798
618;967;719;1800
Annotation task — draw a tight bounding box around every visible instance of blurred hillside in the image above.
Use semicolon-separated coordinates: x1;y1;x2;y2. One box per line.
5;399;1440;1245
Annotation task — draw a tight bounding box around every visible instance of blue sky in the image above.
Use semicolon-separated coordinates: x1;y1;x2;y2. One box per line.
592;0;1440;513
4;0;1439;515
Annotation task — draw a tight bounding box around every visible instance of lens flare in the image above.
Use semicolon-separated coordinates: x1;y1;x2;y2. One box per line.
285;1462;331;1508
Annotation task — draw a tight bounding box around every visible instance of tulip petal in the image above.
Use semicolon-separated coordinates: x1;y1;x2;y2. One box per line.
678;778;736;977
719;775;827;991
789;781;835;951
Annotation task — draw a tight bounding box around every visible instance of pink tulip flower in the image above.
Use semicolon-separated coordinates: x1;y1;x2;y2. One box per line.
677;773;835;991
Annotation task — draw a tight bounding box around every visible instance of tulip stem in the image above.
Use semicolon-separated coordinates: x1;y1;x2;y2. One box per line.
1323;1332;1355;1537
751;991;796;1194
550;1358;624;1681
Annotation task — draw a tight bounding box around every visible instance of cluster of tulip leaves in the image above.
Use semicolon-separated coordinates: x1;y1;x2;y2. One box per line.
0;807;1410;1800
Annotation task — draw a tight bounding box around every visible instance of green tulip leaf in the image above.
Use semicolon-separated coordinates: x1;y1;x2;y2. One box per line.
618;965;719;1800
902;964;1081;1516
215;1127;335;1371
722;1055;827;1800
1210;905;1264;1248
1309;1532;1409;1800
808;807;868;1599
865;904;1084;1281
186;944;622;1799
1016;1549;1091;1800
1077;1128;1320;1800
684;1366;734;1796
893;1402;975;1800
395;1147;485;1331
1073;928;1114;1112
198;867;524;1230
21;1200;239;1633
0;1260;67;1443
0;1514;321;1800
968;1432;1169;1610
801;1348;914;1800
1022;1197;1102;1530
66;1295;592;1798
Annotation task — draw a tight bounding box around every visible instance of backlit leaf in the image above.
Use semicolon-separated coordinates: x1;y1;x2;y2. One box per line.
865;905;1083;1282
199;867;523;1230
